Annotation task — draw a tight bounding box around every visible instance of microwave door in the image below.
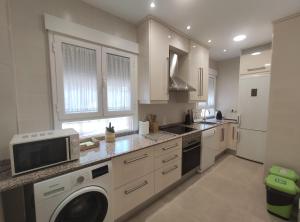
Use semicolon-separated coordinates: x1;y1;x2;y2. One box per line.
13;137;69;175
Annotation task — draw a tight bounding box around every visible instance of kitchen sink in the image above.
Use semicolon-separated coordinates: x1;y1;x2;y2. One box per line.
199;121;217;125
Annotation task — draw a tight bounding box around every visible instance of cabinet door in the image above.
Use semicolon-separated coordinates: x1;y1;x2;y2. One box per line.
189;43;209;101
169;31;189;53
216;125;227;155
240;49;272;75
114;173;154;218
149;20;170;101
227;124;237;150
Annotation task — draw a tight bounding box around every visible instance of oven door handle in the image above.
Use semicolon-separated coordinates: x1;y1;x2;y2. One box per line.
183;145;200;153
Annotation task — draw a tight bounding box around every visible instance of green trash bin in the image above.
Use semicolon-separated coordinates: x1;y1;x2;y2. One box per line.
269;165;300;182
265;175;300;219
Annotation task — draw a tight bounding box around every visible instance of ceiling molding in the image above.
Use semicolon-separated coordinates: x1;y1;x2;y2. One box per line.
141;15;210;50
44;13;139;54
273;11;300;24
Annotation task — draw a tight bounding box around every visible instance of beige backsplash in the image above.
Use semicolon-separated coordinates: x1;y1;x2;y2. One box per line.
139;92;196;125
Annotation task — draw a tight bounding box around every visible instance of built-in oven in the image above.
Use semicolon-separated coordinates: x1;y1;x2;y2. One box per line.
182;131;201;175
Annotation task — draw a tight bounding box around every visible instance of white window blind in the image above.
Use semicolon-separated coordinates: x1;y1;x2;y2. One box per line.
62;43;98;114
207;76;216;108
106;53;131;112
198;75;216;118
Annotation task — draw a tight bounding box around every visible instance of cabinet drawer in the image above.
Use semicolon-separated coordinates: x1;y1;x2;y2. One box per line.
154;138;182;157
154;159;181;193
114;173;154;218
154;148;181;170
112;147;154;188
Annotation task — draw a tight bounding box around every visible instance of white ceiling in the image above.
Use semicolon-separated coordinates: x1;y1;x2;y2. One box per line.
83;0;300;61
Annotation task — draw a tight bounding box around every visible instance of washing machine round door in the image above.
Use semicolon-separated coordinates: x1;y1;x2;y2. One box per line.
50;186;108;222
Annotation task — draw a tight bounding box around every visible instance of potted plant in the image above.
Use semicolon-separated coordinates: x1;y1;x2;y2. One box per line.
105;122;115;143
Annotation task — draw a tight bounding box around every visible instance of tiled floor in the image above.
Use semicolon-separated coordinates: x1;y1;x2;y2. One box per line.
126;155;288;222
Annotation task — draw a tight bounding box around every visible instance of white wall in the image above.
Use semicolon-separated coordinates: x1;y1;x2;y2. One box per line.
215;57;240;117
265;13;300;173
139;102;195;125
10;0;137;134
0;0;18;160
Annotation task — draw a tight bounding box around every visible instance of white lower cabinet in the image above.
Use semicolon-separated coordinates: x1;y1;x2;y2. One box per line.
216;124;228;155
154;146;181;170
227;123;238;150
112;138;182;219
112;147;154;188
201;128;218;172
113;173;155;218
154;159;181;193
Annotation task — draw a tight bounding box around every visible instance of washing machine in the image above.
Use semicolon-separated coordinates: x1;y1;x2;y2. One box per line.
34;161;113;222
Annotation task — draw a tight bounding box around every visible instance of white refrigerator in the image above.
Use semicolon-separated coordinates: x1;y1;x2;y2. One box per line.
237;74;270;163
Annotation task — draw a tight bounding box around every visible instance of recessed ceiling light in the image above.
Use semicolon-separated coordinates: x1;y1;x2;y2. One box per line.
208;40;212;43
233;34;247;42
186;25;191;30
150;1;156;8
265;63;271;67
168;35;171;39
192;45;196;48
223;49;227;52
251;52;261;56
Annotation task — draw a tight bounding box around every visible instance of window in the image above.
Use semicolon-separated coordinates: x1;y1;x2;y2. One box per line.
198;74;217;118
50;34;137;137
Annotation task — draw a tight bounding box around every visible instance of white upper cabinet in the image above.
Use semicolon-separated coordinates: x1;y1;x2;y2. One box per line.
138;19;170;104
240;49;272;75
188;42;209;101
138;19;209;103
169;31;189;53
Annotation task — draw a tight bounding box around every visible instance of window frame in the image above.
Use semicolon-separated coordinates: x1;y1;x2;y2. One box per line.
49;32;138;132
102;47;136;117
53;34;103;121
197;68;217;118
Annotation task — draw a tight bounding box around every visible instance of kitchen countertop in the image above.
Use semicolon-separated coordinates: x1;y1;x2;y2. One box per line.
0;119;237;192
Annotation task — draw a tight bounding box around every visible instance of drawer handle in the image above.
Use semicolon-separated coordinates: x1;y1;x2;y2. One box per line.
124;154;148;164
124;180;148;195
162;155;178;164
247;66;266;72
162;165;178;175
162;143;178;151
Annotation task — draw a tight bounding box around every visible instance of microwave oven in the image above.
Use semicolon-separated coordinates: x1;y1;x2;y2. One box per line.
9;129;80;176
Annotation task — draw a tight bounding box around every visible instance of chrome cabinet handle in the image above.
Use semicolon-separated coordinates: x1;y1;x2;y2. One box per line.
237;131;240;143
123;154;148;164
162;143;178;151
166;57;169;95
232;127;235;140
124;180;148;195
162;154;178;164
200;68;203;96
162;165;178;175
198;68;201;96
247;66;266;72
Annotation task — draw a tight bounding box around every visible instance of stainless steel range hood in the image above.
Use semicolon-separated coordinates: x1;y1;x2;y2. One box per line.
169;52;196;91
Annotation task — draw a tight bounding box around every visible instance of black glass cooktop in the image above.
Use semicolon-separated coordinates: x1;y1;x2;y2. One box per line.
161;125;196;135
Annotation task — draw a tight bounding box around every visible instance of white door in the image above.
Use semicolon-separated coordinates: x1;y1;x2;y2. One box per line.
201;129;217;172
238;74;270;131
237;129;266;163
